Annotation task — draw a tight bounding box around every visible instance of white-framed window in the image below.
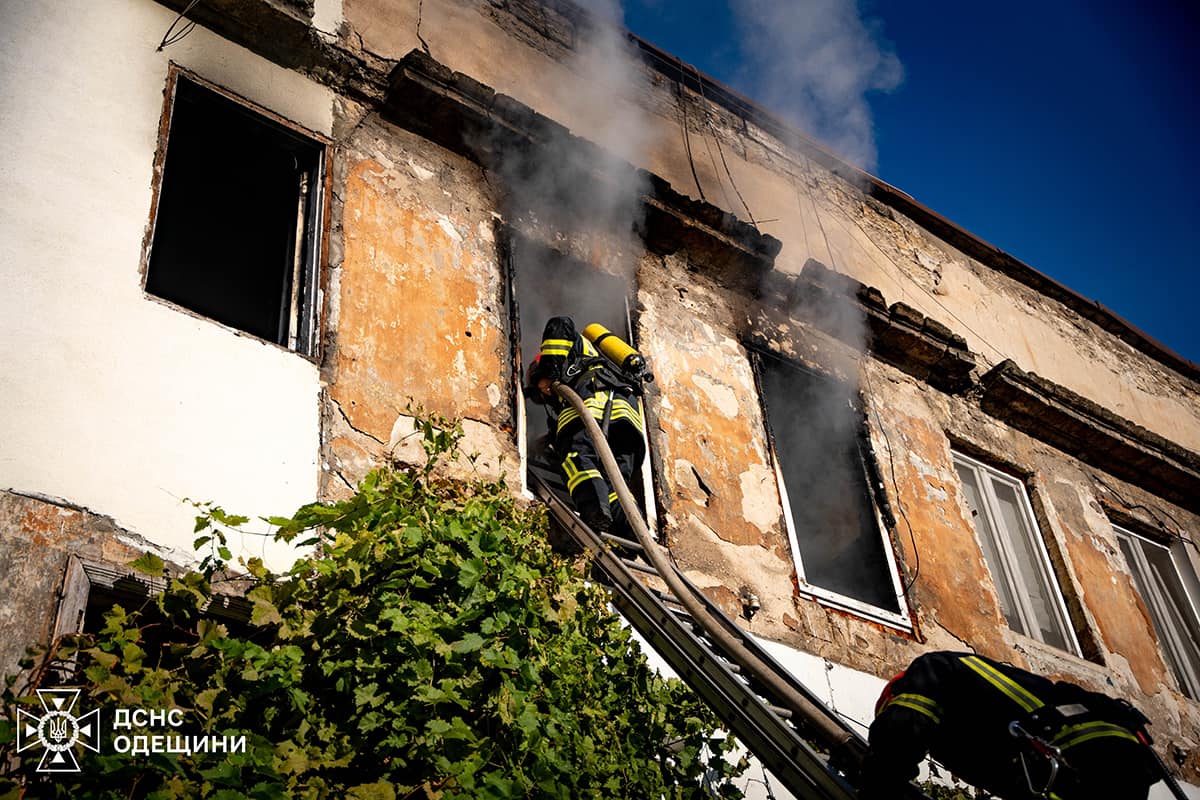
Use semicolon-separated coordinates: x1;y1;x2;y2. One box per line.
953;452;1079;653
1114;525;1200;699
144;70;328;356
757;355;911;629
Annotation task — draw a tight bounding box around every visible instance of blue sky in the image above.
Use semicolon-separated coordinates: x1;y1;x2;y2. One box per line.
618;0;1199;365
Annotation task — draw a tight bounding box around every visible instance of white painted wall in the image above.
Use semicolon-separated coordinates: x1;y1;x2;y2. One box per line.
0;0;334;570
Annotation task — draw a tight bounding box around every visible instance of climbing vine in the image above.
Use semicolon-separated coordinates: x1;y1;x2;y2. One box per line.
0;416;743;798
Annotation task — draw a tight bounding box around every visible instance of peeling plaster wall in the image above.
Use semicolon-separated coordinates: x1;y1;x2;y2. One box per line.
349;4;1200;754
5;0;1200;782
320;109;517;496
0;493;164;678
638;256;798;622
0;1;327;573
336;0;1200;451
877;359;1200;758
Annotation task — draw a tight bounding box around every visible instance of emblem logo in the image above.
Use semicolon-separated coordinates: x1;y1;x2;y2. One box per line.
15;688;101;772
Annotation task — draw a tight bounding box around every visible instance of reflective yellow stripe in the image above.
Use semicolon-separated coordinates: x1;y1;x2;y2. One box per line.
1051;721;1139;750
567;469;603;493
608;492;618;504
961;656;1044;713
555;394;643;434
562;453;580;480
541;338;573;358
883;693;943;724
556;408;581;432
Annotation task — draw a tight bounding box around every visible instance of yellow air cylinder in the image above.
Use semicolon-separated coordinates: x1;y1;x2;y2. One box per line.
582;323;646;377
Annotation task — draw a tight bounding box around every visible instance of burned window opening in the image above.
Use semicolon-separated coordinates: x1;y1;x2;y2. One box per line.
144;73;326;355
44;556;252;686
752;350;907;622
504;232;654;528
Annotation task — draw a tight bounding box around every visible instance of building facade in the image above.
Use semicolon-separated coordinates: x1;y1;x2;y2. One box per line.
3;0;1199;793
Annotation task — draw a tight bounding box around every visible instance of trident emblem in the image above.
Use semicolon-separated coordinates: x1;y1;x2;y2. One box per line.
15;688;101;772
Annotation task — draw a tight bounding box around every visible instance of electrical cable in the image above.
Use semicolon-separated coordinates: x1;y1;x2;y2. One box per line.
691;63;758;228
830;187;1012;364
1092;475;1197;556
700;123;736;213
415;0;433;57
675;65;707;202
156;0;202;51
863;369;921;598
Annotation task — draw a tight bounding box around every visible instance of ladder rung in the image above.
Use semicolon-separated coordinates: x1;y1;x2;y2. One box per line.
620;557;660;576
601;532;644;551
766;703;794;720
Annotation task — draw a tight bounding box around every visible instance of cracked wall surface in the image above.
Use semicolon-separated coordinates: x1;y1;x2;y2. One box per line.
4;0;1200;782
0;492;170;678
321;112;517;496
338;0;1200;452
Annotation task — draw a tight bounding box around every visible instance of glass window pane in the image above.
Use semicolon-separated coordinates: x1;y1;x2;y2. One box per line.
954;463;1024;635
1122;533;1200;699
991;481;1066;649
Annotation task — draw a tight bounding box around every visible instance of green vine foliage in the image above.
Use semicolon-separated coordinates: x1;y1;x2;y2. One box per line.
0;418;744;798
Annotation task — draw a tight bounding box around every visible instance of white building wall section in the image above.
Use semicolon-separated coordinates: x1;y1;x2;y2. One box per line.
0;0;333;570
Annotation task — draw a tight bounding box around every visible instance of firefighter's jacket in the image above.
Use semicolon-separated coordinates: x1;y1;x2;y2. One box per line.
528;316;643;445
862;651;1160;800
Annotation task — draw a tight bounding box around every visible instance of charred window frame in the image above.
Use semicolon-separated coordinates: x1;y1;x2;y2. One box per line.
952;452;1080;654
502;230;657;531
46;555;251;684
143;69;329;356
1113;524;1200;699
752;351;910;629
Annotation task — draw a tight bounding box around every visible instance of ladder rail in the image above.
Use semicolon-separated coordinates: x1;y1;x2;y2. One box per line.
534;476;857;800
672;568;871;757
540;381;934;800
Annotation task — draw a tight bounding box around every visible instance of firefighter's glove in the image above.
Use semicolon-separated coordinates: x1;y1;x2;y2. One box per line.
525;356;556;404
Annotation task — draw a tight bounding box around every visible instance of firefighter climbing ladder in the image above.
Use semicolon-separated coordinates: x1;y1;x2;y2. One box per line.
536;383;934;800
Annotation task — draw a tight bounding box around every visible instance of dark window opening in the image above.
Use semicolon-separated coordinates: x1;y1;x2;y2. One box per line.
506;233;645;506
45;557;252;687
145;75;325;354
757;355;901;614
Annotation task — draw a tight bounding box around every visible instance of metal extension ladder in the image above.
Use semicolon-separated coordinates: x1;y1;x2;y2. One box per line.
530;472;931;800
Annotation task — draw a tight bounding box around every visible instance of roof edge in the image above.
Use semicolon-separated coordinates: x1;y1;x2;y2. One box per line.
627;34;1200;383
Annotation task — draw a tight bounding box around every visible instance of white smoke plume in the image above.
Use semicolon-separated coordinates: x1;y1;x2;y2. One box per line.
730;0;903;172
488;0;658;447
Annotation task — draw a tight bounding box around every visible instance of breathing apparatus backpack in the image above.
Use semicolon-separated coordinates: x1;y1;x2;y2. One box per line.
580;323;654;389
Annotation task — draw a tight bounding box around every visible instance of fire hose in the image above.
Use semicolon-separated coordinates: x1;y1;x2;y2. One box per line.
551;381;866;777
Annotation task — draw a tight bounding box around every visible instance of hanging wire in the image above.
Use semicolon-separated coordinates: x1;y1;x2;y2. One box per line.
676;64;708;202
1091;474;1197;555
691;63;759;229
863;369;922;597
700;123;736;212
415;0;433;57
156;0;202;51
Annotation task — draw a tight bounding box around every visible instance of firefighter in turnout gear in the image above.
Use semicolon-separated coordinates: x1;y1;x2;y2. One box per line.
860;651;1162;800
526;316;648;537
